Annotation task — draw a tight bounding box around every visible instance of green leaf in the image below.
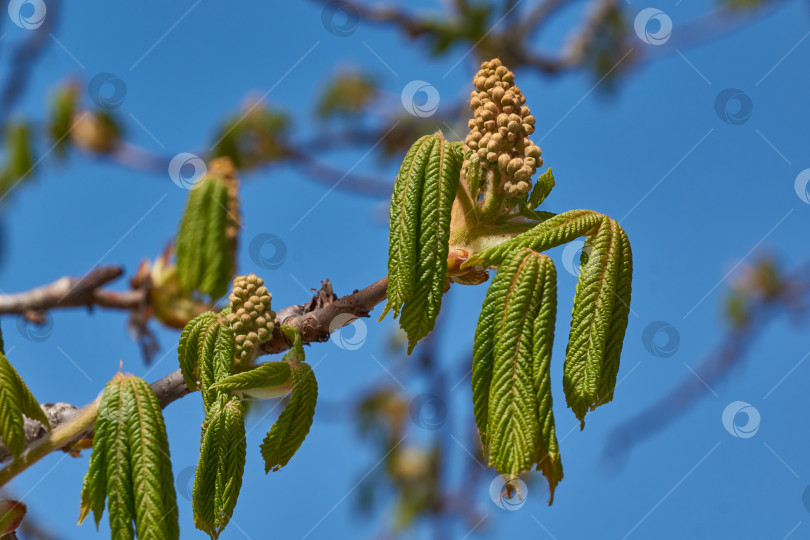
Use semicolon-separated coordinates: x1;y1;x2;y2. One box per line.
471;254;511;450
80;374;179;540
200;178;232;299
260;362;318;472
563;217;631;427
210;362;291;394
463;209;603;268
176;179;213;293
399;134;463;352
0;352;50;457
79;402;109;527
192;396;246;540
124;377;179;540
528;168;554;209
381;134;435;320
178;311;217;391
176;176;233;300
200;322;235;411
471;249;564;501
597;225;633;406
531;256;564;503
486;250;546;476
279;326;305;364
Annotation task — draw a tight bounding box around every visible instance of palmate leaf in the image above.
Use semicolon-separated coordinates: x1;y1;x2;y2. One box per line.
192;396;246;540
382;131;463;353
563;217;632;427
0;352;50;457
472;248;563;501
463;209;603;268
79;374;178;540
260;361;318;472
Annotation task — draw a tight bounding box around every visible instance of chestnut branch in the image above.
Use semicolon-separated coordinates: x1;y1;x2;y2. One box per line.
0;275;388;476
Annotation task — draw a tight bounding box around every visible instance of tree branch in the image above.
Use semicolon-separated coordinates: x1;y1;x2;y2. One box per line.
0;275;389;478
0;266;144;317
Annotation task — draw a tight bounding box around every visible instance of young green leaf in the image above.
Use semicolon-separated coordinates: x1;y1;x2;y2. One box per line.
528;168;554;209
399;134;463;352
177;311;217;391
176;176;234;300
597;225;633;406
200;178;231;299
0;352;50;457
200;322;235;411
472;248;564;501
471;252;512;450
125;377;180;540
563;217;631;427
531;256;564;503
260;361;318;472
381;134;435;320
463;209;603;268
79;374;179;540
486;250;546;476
176;178;213;293
210;362;292;399
192;396;246;540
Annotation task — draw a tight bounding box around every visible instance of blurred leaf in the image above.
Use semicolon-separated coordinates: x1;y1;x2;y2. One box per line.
317;72;378;119
424;4;492;55
72;111;121;154
0;123;34;198
48;82;80;158
210;102;289;170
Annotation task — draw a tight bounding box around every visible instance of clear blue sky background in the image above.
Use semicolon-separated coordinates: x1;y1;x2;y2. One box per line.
2;0;810;538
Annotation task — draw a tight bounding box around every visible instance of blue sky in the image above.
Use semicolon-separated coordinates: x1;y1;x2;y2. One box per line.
2;0;810;538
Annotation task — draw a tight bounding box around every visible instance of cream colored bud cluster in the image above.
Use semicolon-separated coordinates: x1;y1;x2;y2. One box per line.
464;59;543;196
226;274;275;364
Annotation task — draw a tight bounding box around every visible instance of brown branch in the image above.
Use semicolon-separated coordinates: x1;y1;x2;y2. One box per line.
0;276;388;467
0;266;144;317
